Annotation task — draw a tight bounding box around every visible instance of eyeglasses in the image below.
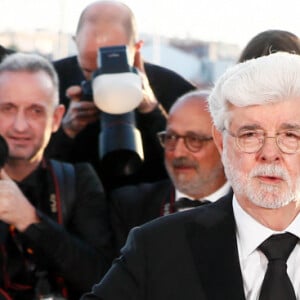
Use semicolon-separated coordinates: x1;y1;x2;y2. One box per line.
224;128;300;154
157;131;213;152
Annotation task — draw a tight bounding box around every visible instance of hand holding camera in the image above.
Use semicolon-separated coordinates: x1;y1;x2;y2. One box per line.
62;45;159;140
133;50;158;114
0;136;39;232
0;169;39;231
62;85;100;138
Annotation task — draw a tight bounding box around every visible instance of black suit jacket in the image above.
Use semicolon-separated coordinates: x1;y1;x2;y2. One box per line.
110;179;173;253
46;56;195;190
81;191;247;300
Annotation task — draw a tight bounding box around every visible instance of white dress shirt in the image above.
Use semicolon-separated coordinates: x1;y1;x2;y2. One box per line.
233;195;300;300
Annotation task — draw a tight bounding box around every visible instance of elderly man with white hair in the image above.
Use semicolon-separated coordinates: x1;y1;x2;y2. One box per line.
82;52;300;300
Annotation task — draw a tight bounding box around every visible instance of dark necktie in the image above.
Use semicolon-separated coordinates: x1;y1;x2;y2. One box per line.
174;197;210;211
258;232;298;300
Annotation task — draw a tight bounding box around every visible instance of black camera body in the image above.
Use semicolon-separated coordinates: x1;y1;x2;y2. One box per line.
97;45;136;74
80;80;93;102
81;45;137;102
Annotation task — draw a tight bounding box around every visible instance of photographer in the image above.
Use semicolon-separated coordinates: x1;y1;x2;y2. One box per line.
0;53;113;300
46;0;195;191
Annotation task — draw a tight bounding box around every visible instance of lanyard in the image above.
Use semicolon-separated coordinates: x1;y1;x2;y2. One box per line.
160;187;176;216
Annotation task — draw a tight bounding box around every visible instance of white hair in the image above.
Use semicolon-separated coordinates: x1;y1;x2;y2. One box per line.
208;52;300;130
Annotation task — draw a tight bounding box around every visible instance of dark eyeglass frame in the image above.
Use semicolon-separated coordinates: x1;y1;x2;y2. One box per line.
224;128;300;154
157;131;213;152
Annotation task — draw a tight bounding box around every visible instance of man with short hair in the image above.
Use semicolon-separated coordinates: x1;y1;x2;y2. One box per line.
47;0;195;190
81;52;300;300
110;90;229;253
0;52;112;300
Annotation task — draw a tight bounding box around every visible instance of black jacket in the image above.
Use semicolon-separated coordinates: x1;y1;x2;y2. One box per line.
46;56;195;190
81;191;248;300
0;160;113;300
109;179;173;253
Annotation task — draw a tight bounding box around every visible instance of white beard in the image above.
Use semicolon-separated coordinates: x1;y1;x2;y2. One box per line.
222;144;300;209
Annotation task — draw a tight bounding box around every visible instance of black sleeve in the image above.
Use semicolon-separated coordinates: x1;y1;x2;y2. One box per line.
81;227;146;300
133;106;168;183
144;62;196;112
109;201;127;256
44;127;76;162
21;163;113;295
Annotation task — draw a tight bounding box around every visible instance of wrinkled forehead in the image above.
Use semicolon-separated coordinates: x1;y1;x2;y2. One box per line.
0;70;58;106
225;99;300;130
168;98;213;133
78;19;130;43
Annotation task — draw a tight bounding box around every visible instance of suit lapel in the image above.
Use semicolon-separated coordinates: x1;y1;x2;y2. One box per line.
185;192;246;300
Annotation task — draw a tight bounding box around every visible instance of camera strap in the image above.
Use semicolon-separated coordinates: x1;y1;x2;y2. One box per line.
47;159;75;225
40;159;75;299
160;187;176;216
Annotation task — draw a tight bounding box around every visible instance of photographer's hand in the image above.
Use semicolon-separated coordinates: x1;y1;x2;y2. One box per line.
0;169;39;232
62;85;100;138
134;51;160;114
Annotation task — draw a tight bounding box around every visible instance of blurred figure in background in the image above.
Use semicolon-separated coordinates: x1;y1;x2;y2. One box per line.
47;0;195;191
238;29;300;62
110;90;229;253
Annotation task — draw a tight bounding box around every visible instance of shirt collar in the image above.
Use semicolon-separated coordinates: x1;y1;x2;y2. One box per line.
233;194;300;260
175;181;231;202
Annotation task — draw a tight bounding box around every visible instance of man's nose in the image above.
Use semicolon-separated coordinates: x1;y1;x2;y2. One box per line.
172;137;190;156
258;136;281;162
13;111;29;131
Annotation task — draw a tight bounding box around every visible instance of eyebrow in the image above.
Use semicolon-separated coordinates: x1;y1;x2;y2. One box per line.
279;123;300;130
237;124;262;132
166;129;211;136
237;123;300;132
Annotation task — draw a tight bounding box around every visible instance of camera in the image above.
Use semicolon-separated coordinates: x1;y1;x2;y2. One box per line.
81;45;143;113
96;44;136;74
80;80;93;102
93;45;143;114
81;45;144;177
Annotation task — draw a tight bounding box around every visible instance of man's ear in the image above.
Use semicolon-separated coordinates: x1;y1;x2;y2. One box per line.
133;40;144;69
52;104;65;133
134;40;144;51
212;125;223;155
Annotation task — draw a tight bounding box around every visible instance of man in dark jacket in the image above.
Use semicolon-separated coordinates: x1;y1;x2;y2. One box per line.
110;90;230;253
0;52;112;300
81;51;300;300
46;1;195;191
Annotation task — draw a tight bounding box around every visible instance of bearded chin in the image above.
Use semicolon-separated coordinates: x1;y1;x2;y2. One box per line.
222;146;299;209
245;180;296;209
